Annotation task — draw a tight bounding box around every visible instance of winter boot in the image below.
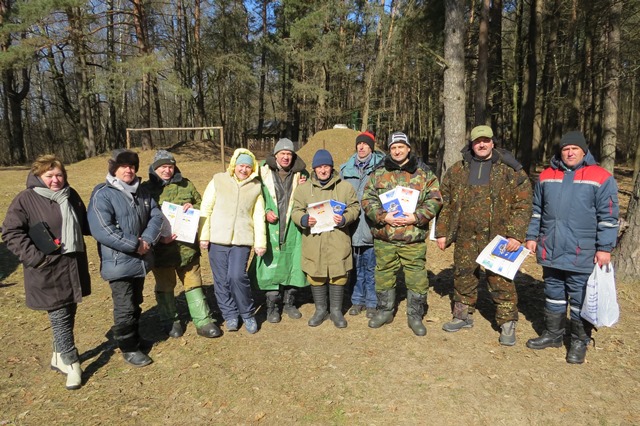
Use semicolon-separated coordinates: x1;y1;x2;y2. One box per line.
329;284;347;328
60;349;82;390
499;321;517;346
308;284;329;327
113;325;153;367
265;291;282;323
406;290;427;336
185;288;222;338
442;302;474;332
283;287;303;319
368;288;396;329
155;291;184;338
50;342;65;374
566;319;592;364
526;309;565;350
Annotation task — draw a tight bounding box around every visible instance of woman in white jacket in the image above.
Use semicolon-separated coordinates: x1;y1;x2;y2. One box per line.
199;148;266;334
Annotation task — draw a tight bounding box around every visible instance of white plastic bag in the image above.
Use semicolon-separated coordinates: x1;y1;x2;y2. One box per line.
581;263;620;327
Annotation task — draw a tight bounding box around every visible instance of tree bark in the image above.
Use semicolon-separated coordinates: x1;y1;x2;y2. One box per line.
518;0;537;173
474;0;490;125
615;170;640;282
440;0;466;176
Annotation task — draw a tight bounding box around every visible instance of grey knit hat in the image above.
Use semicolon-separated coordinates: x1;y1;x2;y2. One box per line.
151;150;176;170
108;149;139;175
559;131;588;153
274;138;295;154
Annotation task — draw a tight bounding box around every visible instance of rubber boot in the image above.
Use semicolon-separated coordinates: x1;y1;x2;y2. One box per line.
329;284;347;328
566;319;592;364
406;290;427;336
308;284;329;327
113;324;152;367
368;288;396;329
442;302;474;332
60;349;82;390
526;309;565;350
499;321;517;346
283;287;302;319
155;291;184;338
185;288;222;338
265;291;282;323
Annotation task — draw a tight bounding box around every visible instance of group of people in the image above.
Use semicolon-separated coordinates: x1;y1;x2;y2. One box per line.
2;126;619;391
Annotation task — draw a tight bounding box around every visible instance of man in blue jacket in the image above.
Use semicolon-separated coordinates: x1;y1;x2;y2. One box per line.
88;149;164;367
340;131;385;319
525;131;619;364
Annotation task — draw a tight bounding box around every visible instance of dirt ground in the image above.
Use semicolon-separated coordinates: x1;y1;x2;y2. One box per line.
0;139;639;425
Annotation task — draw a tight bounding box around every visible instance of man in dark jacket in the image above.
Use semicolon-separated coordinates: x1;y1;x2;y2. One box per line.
88;149;164;367
435;125;532;346
525;131;619;364
141;150;221;339
340;131;385;319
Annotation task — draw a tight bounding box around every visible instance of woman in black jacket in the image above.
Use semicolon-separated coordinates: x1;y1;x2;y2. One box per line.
2;155;91;390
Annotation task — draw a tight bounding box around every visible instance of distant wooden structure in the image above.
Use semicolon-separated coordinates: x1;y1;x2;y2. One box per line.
245;120;283;154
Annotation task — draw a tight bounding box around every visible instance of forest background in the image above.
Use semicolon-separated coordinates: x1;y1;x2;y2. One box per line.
1;0;639;278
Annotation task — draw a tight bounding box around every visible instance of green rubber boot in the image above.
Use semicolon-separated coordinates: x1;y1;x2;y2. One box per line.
185;288;222;338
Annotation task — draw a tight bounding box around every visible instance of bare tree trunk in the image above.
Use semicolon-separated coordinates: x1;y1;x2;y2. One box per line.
601;0;622;173
440;0;466;176
488;0;503;140
474;0;490;125
257;0;269;138
132;0;153;150
615;170;640;282
519;0;537;173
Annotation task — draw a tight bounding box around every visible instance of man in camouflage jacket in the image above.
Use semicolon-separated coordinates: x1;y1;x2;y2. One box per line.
435;125;532;346
361;132;442;336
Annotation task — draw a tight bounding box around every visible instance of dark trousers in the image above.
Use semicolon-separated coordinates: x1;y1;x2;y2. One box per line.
109;277;145;351
542;267;591;321
209;244;254;321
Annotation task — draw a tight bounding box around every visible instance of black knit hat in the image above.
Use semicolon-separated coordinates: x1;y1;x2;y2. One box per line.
151;150;176;170
355;131;376;151
108;149;139;176
387;131;410;149
559;131;588;153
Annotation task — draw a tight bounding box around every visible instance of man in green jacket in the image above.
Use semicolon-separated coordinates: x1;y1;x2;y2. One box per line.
250;138;309;323
291;149;359;329
361;132;442;336
142;150;221;339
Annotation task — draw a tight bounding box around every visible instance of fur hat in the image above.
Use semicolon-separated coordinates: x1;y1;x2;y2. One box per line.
387;132;410;149
108;149;139;176
274;138;295;154
312;149;334;168
356;131;376;151
559;131;588;153
151;150;176;170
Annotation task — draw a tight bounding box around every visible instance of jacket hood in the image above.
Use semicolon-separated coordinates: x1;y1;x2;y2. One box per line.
147;164;183;186
460;146;523;171
226;148;259;181
383;154;418;173
550;150;597;170
265;152;306;174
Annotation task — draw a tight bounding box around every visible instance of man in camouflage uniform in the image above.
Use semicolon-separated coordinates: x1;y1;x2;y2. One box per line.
435;125;532;346
361;132;442;336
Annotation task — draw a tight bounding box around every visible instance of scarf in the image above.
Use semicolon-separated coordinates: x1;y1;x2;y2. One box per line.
32;186;84;253
106;173;140;200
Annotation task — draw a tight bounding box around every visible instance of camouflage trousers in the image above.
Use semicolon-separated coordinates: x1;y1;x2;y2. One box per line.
373;240;428;294
453;235;518;325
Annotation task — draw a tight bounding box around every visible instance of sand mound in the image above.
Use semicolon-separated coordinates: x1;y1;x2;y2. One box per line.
297;128;361;168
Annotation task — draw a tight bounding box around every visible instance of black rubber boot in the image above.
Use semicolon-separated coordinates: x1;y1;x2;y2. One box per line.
406;290;427;336
265;291;281;323
368;288;396;329
308;285;329;327
283;287;302;319
329;284;347;328
155;291;184;338
526;309;565;350
566;319;592;364
113;324;152;367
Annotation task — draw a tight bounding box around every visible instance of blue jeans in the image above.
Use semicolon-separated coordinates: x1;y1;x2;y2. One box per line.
209;244;254;321
350;246;377;309
542;267;591;321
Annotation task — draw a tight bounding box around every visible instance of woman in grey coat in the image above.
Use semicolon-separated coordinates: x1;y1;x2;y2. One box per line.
2;155;91;390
